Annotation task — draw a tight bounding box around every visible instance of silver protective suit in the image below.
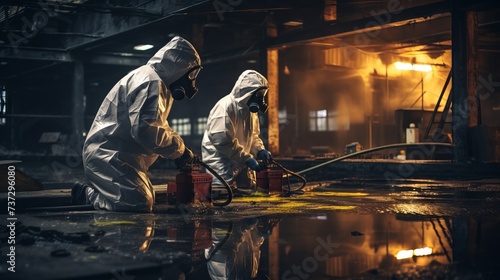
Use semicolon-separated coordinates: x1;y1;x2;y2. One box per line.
205;220;264;280
201;70;267;190
83;36;201;212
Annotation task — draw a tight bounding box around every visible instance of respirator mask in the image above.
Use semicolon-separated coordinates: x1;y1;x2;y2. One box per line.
170;66;202;100
246;87;269;113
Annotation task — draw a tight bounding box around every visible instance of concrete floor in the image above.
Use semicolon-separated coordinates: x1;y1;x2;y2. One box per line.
1;157;500;279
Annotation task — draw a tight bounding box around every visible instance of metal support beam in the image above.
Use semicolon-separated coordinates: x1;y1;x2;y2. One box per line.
71;54;85;151
267;49;279;155
88;53;149;66
268;222;279;280
0;47;72;62
467;11;479;126
0;46;151;68
451;2;467;162
267;1;451;48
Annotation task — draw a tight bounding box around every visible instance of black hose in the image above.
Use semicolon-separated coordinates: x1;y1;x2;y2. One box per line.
297;142;454;175
198;161;233;207
206;222;234;261
270;158;307;196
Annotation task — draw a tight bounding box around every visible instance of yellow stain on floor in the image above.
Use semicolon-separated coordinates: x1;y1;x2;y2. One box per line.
231;196;283;203
232;192;367;203
307;205;356;210
306;191;369;197
230;192;358;212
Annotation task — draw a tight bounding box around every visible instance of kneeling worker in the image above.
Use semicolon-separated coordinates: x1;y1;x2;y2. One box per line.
201;70;272;197
72;36;202;212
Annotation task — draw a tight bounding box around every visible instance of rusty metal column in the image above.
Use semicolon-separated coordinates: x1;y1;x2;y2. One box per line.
267;49;279;155
72;55;85;151
467;11;479;126
268;222;279;280
451;1;477;162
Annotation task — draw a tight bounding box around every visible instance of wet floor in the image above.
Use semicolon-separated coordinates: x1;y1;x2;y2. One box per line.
2;179;500;280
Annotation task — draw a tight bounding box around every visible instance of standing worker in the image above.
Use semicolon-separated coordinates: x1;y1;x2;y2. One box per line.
201;70;272;197
72;36;202;212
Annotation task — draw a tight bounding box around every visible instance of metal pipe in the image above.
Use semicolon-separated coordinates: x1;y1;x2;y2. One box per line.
297;142;454;175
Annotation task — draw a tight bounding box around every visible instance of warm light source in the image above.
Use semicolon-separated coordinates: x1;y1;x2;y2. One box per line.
134;44;154;51
395;62;432;72
396;247;433;259
396;249;414;259
413;247;432;256
283;21;303;27
395;62;413;71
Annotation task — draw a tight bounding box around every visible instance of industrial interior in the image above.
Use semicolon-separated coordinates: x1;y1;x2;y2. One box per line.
1;0;500;279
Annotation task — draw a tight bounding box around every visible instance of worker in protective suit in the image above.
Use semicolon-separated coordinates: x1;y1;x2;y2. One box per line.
74;36;202;212
201;70;272;196
205;219;265;280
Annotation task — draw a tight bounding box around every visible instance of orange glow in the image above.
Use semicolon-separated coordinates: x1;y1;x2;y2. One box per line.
395;62;413;71
396;247;433;259
414;247;433;256
396;249;413;259
395;62;432;72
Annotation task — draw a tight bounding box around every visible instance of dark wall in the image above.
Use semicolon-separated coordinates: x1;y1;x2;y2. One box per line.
4;63;74;152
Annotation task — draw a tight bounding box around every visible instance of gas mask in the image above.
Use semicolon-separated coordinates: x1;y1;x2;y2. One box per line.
170;66;202;100
246;87;269;113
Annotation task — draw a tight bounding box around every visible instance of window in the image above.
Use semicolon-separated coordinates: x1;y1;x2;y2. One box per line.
196;117;207;135
171;118;191;136
309;109;349;131
0;86;6;125
279;108;287;124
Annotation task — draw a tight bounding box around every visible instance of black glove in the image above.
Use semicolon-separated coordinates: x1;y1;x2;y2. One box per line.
175;147;194;168
245;158;262;172
257;149;272;160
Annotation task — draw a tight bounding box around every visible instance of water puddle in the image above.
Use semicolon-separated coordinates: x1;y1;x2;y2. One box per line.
3;212;499;279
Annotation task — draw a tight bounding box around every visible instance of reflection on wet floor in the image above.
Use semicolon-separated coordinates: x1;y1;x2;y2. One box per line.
2;210;500;280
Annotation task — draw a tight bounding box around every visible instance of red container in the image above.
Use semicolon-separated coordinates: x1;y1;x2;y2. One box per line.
192;221;212;250
166;221;212;261
256;169;284;194
176;171;213;205
167;181;177;205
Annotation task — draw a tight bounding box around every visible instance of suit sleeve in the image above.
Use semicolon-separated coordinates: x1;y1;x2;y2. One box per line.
206;103;253;165
250;113;265;156
128;80;185;159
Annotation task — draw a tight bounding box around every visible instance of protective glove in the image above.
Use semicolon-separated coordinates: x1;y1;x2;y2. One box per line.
257;149;272;160
175;147;194;168
245;158;262;172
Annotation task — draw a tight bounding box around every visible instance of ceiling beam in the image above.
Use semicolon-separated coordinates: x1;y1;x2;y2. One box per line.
266;0;453;49
0;46;150;67
459;0;500;11
88;53;149;66
68;0;211;51
0;47;71;62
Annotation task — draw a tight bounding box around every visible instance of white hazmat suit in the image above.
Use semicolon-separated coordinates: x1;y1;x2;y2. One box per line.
201;70;268;192
206;219;264;280
83;36;201;212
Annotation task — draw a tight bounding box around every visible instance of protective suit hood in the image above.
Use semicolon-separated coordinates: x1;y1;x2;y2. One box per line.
231;70;268;110
147;36;201;85
201;70;268;190
83;36;201;212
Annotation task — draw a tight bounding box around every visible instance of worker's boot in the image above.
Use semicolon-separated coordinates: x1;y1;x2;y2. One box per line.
71;181;90;205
